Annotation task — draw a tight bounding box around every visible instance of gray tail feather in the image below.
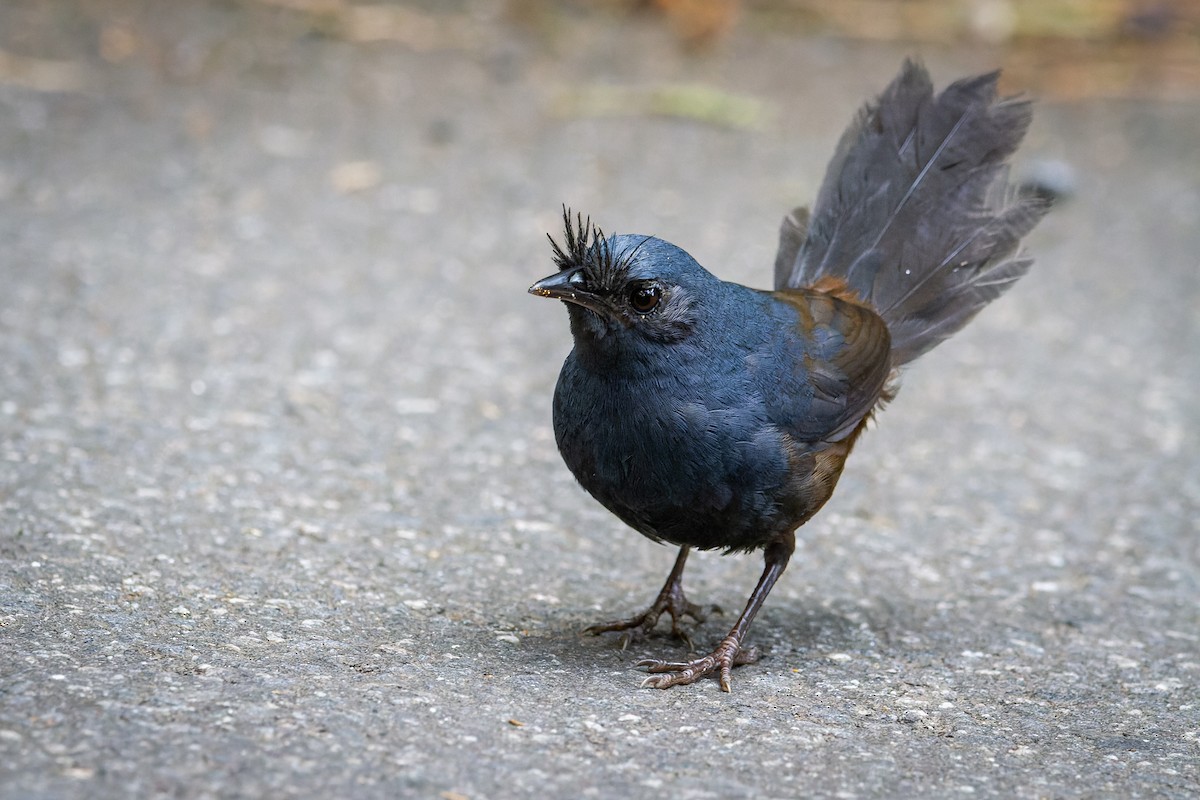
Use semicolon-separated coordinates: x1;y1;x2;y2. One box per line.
776;60;1051;366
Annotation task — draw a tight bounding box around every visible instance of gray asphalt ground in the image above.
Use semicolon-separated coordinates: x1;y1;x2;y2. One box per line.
2;2;1198;798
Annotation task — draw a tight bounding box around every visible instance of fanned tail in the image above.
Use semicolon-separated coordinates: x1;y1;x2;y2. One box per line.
777;60;1050;366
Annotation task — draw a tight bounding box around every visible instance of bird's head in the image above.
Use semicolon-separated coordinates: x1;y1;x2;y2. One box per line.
529;209;719;347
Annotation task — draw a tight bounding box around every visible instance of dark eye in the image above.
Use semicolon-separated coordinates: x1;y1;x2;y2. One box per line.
628;283;662;313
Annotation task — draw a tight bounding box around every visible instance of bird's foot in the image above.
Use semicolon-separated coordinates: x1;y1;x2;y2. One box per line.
584;584;720;650
636;633;759;692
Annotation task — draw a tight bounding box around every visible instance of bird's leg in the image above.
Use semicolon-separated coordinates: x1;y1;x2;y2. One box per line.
638;532;794;692
584;546;718;649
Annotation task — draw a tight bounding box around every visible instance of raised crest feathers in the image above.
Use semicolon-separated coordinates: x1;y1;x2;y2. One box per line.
546;206;636;292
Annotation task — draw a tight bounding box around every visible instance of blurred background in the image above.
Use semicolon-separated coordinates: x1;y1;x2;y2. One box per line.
7;0;1200;96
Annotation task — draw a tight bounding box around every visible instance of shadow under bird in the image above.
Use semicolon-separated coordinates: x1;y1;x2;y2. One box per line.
529;61;1050;691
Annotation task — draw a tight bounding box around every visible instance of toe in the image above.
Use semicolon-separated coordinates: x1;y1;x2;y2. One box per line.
635;658;691;672
719;660;733;692
733;645;760;665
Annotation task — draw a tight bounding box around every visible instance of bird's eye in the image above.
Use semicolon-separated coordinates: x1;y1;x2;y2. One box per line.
628;283;662;313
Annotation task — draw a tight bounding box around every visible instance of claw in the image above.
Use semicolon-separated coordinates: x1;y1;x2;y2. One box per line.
585;547;712;648
635;634;752;691
641;673;681;690
584;589;709;646
614;535;791;691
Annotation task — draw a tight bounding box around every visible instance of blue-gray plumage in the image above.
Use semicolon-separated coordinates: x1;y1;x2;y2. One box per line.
530;61;1049;691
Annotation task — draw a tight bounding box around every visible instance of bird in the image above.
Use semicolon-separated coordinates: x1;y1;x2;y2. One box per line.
528;61;1050;691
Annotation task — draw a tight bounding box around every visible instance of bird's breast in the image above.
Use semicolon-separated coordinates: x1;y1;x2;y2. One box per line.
551;351;796;551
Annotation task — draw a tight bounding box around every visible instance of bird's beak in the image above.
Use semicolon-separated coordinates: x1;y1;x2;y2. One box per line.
528;266;607;315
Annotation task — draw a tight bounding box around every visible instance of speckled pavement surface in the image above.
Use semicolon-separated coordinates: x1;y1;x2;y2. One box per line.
1;2;1198;798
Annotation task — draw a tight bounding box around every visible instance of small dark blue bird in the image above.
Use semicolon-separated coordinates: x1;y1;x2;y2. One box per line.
529;62;1049;691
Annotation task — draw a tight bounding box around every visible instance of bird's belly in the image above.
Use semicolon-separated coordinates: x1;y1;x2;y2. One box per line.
552;373;794;552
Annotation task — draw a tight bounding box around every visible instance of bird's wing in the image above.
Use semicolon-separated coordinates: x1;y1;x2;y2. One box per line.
766;288;893;444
